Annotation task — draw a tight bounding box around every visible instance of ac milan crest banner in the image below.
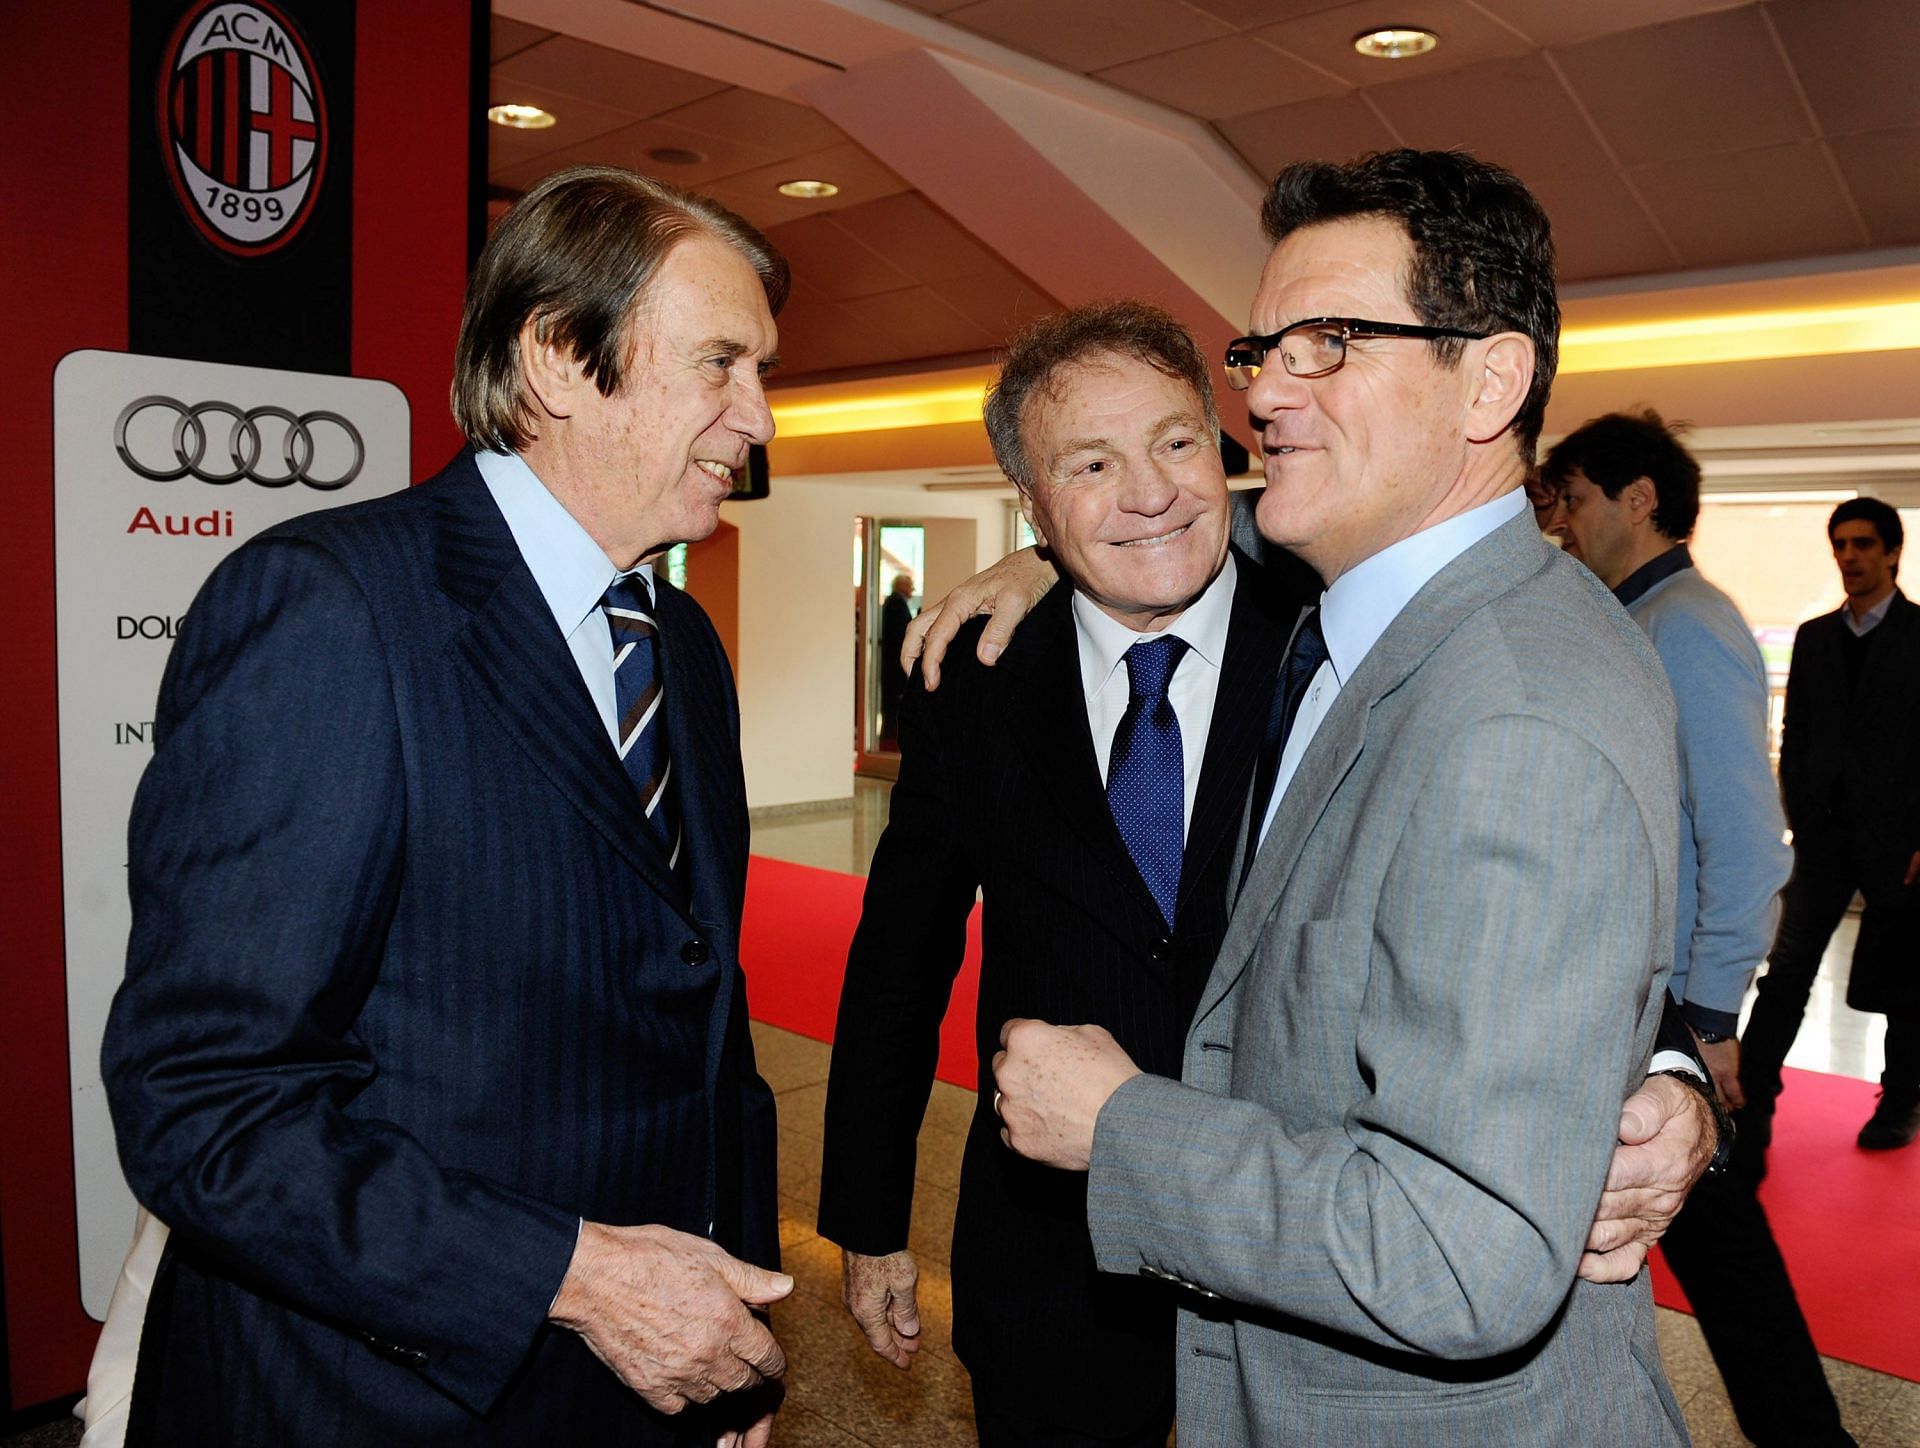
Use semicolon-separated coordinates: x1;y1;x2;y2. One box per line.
3;0;476;1413
130;0;355;372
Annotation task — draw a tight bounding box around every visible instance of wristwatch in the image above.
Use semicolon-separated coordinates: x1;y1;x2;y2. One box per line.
1653;1068;1735;1176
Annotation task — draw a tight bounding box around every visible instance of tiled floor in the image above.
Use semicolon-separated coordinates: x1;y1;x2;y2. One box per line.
749;777;1918;1447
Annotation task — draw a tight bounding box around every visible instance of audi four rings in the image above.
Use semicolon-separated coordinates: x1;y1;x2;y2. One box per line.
114;395;365;490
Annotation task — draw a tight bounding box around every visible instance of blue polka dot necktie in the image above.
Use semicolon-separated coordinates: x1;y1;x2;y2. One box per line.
1107;635;1190;930
603;574;681;871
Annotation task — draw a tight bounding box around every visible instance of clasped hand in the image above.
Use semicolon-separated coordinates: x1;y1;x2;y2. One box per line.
550;1221;792;1444
992;1018;1144;1171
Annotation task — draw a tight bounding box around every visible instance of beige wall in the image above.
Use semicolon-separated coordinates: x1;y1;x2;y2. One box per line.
725;474;1012;808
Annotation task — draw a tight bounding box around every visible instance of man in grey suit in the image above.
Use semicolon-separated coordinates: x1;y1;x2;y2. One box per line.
993;150;1690;1444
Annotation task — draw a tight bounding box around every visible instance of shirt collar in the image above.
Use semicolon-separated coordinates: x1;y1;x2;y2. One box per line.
1074;552;1237;701
1612;543;1693;608
474;449;652;637
1846;588;1897;636
1319;489;1527;684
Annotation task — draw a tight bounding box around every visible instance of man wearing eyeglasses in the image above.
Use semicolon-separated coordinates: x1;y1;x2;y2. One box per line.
981;150;1691;1444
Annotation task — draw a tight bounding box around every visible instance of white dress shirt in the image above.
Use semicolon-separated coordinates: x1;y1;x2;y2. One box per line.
1075;553;1238;845
476;448;652;748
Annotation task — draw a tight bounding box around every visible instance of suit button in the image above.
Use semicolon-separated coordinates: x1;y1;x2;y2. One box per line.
680;938;711;966
1148;935;1173;964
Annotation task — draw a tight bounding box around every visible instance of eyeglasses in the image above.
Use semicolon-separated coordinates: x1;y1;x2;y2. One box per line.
1222;317;1493;390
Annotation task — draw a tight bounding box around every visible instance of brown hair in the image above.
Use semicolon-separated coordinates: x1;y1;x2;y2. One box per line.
1262;149;1559;466
452;165;790;453
984;300;1219;491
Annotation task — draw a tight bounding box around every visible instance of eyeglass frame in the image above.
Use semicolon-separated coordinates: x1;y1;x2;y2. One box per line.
1222;316;1494;390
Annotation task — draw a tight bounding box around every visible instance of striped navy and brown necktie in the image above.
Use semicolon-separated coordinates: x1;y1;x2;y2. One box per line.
602;574;681;871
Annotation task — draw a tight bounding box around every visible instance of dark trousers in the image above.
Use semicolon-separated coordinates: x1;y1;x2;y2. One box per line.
1743;843;1920;1108
972;1384;1173;1448
1660;1175;1852;1446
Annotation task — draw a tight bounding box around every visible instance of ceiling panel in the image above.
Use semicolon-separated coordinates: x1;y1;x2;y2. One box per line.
769;295;894;374
829;192;1022;285
1523;166;1679;281
1826;127;1920;244
1251;0;1533;88
1216;91;1402;177
1473;0;1751;48
653;89;851;157
1094;34;1347;120
493;35;729;116
502;116;790;189
1182;0;1357;27
485;77;641;170
760;214;917;302
927;262;1060;339
1552;6;1811;167
713;141;911;215
836;286;1000;356
1766;0;1920;138
490;16;552;62
940;0;1234;74
1630;141;1867;269
1368;53;1615;184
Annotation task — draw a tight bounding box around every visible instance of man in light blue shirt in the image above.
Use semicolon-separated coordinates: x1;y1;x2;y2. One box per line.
1548;408;1850;1448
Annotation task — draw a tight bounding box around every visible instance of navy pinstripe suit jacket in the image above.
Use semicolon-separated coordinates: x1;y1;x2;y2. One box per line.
103;453;776;1446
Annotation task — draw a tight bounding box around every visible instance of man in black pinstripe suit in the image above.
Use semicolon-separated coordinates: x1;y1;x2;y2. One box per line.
818;301;1308;1447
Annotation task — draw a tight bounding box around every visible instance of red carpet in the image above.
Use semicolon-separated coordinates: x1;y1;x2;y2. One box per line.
744;855;1920;1380
1651;1065;1920;1381
742;855;984;1089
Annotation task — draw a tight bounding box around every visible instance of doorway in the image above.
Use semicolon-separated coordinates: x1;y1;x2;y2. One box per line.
854;518;924;779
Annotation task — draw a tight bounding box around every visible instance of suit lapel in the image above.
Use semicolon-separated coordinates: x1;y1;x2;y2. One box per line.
1858;591;1917;697
432;462;693;916
1194;511;1553;1026
1180;555;1296;912
999;592;1151;907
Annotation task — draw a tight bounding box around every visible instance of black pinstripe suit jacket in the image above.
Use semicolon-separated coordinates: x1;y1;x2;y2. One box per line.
103;453;775;1446
817;551;1304;1438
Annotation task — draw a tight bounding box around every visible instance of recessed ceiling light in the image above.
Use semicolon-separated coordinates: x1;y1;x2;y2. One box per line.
487;103;556;130
778;179;839;199
647;146;706;167
1353;27;1439;59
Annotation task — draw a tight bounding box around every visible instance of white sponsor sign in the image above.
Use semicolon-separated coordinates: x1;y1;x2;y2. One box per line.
54;349;409;1317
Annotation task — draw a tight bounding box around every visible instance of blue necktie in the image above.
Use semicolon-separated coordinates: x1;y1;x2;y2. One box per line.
603;574;681;870
1107;635;1190;930
1243;607;1329;883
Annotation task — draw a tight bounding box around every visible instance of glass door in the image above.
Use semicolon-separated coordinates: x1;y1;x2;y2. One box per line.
855;518;924;779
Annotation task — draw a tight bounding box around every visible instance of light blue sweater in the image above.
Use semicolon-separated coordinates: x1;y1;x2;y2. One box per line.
1628;564;1790;1028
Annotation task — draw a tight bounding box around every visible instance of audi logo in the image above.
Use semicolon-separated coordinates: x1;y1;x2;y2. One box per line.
114;396;365;490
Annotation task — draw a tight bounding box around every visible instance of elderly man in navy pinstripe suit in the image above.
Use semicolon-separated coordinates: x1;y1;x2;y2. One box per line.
103;167;791;1447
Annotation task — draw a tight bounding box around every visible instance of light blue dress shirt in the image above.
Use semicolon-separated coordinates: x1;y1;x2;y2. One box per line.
1258;488;1528;846
475;449;653;749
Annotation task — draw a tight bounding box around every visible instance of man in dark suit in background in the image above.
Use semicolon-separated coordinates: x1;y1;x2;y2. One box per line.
103;167;792;1447
1740;496;1920;1168
818;302;1309;1445
878;571;916;747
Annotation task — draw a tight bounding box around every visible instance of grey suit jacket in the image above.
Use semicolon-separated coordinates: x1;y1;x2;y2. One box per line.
1086;512;1689;1446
